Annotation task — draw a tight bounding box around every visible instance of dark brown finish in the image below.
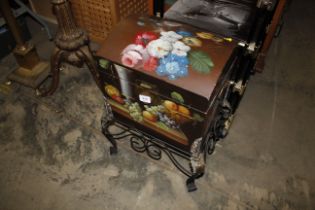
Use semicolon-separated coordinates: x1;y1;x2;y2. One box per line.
255;0;287;72
0;0;49;88
148;0;154;16
97;15;250;191
97;16;240;149
40;0;101;96
96;0;282;190
97;16;237;101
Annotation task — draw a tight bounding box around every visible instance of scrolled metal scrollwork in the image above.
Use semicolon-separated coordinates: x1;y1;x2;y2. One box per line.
101;120;193;176
101;104;216;192
130;136;146;153
190;138;206;175
127;133;163;160
146;142;162;160
101;99;114;128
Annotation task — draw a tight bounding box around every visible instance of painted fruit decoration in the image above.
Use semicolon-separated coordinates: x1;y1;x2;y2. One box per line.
163;100;178;112
105;85;124;104
142;110;158;122
171;91;184;104
143;105;164;122
141;101;192;129
176;105;191;123
142;104;179;129
163;100;192;124
103;82;199;132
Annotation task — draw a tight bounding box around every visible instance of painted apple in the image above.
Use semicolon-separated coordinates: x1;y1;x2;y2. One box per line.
112;95;124;104
178;105;190;116
175;105;191;123
142;111;158;122
163;100;178;111
105;85;120;97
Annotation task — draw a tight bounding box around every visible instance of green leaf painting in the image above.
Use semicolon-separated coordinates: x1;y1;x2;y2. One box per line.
188;51;214;74
193;113;204;122
99;59;109;69
171;91;185;104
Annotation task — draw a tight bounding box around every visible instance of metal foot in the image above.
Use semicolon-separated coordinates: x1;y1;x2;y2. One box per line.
186;171;204;192
102;123;118;155
109;146;118;155
105;132;118;155
186;176;197;192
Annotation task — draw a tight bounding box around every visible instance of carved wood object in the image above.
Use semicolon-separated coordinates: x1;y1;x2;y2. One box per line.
40;0;100;96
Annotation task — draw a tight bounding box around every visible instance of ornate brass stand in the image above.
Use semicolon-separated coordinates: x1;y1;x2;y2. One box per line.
0;0;49;88
40;0;100;96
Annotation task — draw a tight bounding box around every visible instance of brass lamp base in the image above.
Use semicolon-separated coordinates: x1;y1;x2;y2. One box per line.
8;61;50;88
7;42;50;88
0;0;50;89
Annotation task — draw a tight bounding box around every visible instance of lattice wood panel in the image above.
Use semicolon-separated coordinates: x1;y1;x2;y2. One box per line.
70;0;149;43
117;0;148;19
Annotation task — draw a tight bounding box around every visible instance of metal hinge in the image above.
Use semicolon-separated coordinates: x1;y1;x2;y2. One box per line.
238;41;258;55
233;80;247;96
247;42;257;53
238;42;246;47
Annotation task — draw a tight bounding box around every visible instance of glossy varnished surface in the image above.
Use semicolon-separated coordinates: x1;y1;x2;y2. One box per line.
96;16;237;100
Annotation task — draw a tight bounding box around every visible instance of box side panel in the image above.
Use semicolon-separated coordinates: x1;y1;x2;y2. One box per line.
97;60;207;152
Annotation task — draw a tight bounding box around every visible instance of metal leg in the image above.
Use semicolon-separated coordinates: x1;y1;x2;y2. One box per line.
101;100;117;154
78;46;102;90
40;49;64;96
39;0;100;97
188;137;206;192
186;173;203;192
100;113;200;178
102;120;118;155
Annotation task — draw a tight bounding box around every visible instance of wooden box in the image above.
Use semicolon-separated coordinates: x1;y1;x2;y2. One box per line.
94;0;283;191
95;16;244;154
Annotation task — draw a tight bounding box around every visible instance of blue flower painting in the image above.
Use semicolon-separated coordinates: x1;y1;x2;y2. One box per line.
156;54;189;80
121;30;213;80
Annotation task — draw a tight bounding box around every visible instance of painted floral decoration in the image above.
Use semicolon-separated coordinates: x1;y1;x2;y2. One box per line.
182;37;202;47
121;30;214;79
143;57;158;72
147;39;172;58
121;44;147;68
176;30;193;37
160;31;183;43
134;31;158;47
157;54;189;80
172;41;191;56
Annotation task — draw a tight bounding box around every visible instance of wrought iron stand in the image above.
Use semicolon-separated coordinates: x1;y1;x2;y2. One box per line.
100;100;218;192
